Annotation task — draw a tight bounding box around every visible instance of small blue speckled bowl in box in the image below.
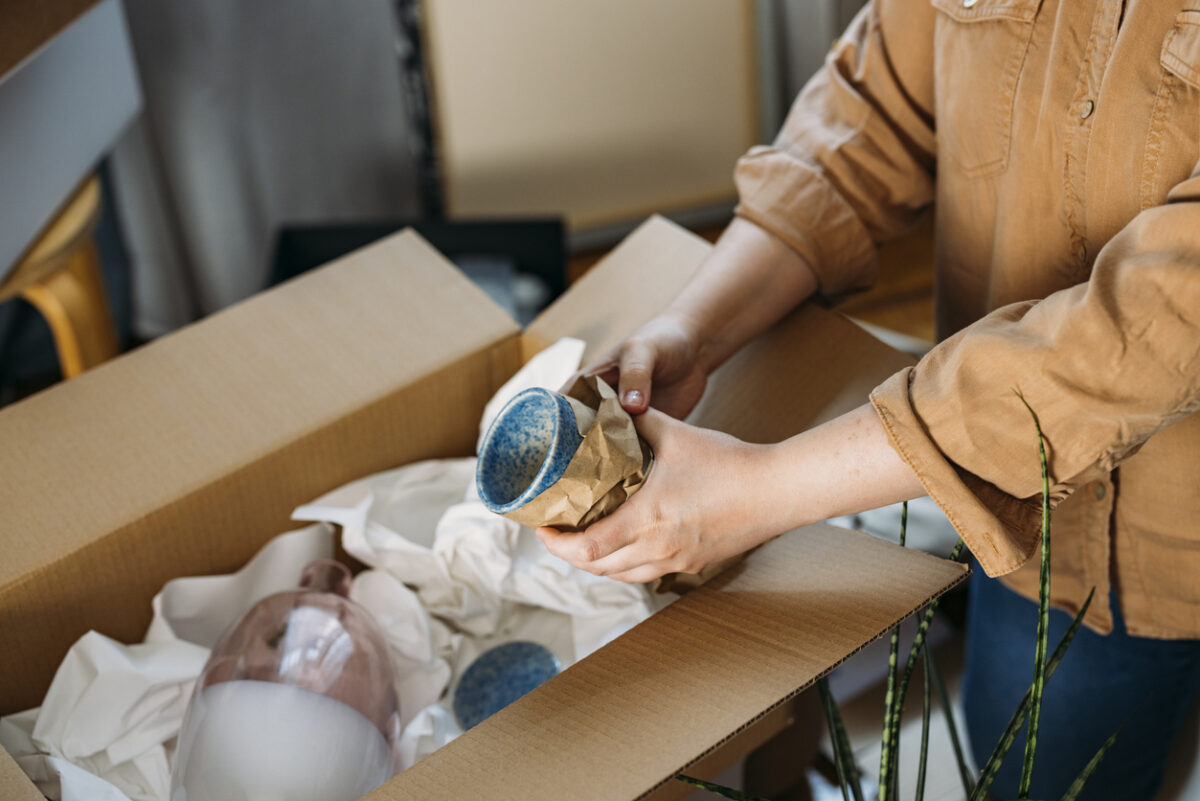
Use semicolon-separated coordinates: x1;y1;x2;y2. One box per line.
476;388;585;516
453;641;562;729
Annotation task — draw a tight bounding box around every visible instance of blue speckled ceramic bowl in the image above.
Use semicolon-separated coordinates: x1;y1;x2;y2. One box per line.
453;641;562;729
476;388;584;515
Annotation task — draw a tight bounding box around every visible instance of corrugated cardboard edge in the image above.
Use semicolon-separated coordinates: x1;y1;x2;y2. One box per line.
0;746;41;801
629;559;968;801
371;523;968;801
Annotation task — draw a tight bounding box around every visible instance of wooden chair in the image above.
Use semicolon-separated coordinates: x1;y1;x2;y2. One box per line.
0;176;118;379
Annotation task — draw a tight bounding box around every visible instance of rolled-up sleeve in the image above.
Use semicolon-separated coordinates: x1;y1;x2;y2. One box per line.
872;168;1200;576
735;0;937;298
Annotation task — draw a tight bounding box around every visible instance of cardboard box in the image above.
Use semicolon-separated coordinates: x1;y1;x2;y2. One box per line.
0;217;967;800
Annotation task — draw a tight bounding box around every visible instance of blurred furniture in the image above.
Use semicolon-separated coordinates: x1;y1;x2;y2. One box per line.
0;0;137;386
0;177;118;377
0;0;140;283
272;218;566;326
109;0;422;339
272;219;566;299
422;0;760;245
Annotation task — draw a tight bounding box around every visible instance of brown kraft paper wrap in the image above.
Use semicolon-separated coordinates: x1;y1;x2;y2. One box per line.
505;375;732;595
500;374;653;531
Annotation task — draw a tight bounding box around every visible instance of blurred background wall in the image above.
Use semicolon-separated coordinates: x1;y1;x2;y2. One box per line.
109;0;424;337
108;0;866;338
1;0;867;393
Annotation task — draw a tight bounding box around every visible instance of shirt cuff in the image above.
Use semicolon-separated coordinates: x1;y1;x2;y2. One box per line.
734;146;877;300
870;367;1043;577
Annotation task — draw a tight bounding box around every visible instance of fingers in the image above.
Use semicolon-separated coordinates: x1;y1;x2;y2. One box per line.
631;406;672;449
572;332;663;415
535;518;634;568
608;564;671;584
536;528;672;583
576;541;649;577
617;337;655;414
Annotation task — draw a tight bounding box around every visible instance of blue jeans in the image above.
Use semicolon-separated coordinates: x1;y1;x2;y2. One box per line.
963;568;1200;801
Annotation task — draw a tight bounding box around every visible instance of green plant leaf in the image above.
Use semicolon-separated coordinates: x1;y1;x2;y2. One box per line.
915;643;932;801
830;690;866;801
1017;394;1052;799
674;773;774;801
894;542;966;717
817;678;860;801
1058;725;1121;801
968;588;1095;801
883;538;966;797
878;502;908;801
926;637;975;797
819;689;853;801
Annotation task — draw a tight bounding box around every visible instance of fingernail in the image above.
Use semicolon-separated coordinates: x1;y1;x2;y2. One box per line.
623;390;644;408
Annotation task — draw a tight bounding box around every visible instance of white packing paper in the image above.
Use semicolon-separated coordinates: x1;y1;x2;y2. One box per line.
290;339;660;764
2;525;336;801
145;523;335;647
347;568;456;734
6;339;662;798
4;633;208;801
0;706;132;801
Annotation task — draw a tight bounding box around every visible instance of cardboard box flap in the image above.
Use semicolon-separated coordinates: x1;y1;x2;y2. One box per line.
687;305;915;441
375;523;968;801
0;230;521;711
522;215;712;364
526;214;914;441
0;228;516;586
0;746;40;801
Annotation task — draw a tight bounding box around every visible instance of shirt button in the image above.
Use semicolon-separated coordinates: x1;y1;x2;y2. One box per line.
1080;99;1095;119
963;0;977;6
1076;243;1088;262
1093;482;1107;500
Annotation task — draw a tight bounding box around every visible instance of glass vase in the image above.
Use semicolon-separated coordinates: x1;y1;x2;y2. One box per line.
170;559;400;801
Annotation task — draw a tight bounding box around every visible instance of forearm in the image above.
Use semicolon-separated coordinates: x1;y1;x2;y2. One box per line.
751;403;926;534
537;403;926;582
665;217;819;375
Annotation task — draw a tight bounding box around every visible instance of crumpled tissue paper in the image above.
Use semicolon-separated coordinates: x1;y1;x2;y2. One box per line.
4;337;666;800
0;524;335;801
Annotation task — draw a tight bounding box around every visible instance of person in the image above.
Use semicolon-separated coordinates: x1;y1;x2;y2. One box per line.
534;1;1200;799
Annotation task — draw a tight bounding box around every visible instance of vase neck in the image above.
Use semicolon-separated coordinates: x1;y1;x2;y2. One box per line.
298;559;352;597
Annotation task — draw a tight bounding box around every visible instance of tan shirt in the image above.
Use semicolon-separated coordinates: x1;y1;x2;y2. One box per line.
735;0;1200;638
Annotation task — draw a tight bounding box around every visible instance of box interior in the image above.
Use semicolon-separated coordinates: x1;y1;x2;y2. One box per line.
0;217;966;801
380;523;966;801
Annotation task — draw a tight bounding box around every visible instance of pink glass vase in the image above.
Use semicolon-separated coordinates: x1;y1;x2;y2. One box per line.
170;560;400;801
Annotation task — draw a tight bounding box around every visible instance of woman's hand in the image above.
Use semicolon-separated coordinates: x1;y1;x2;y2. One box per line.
566;218;824;420
573;314;709;419
535;403;929;584
535;408;781;583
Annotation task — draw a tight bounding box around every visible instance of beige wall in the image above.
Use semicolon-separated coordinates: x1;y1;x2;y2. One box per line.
424;0;758;232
